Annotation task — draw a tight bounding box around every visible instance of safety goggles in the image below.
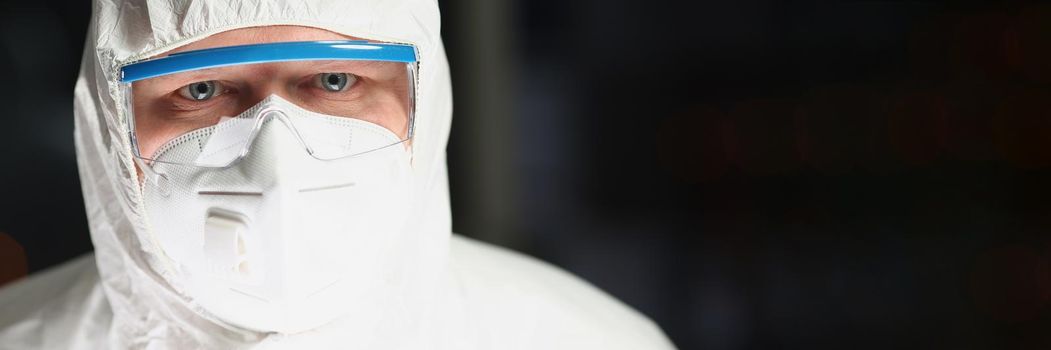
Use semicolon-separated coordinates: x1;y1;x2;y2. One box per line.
119;40;418;168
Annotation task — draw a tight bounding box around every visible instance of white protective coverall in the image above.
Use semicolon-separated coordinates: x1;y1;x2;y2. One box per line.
0;0;675;349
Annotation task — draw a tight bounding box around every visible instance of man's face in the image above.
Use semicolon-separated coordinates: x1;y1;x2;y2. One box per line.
126;27;421;333
130;26;411;159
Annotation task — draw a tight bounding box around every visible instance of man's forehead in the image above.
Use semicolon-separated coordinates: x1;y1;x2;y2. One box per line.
161;25;360;57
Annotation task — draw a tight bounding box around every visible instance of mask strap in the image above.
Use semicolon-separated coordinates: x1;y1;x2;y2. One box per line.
134;157;171;197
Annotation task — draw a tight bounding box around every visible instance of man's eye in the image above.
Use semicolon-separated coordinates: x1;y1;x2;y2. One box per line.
178;81;221;101
316;73;357;92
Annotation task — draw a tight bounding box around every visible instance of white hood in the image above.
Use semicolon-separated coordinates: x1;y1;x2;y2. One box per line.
74;0;453;347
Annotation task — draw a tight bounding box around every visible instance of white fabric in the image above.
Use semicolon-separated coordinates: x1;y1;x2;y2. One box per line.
0;0;675;348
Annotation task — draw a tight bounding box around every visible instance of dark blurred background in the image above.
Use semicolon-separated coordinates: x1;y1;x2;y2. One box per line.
2;1;1051;349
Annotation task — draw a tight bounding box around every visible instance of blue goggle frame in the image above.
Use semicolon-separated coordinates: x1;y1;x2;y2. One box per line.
120;40;418;83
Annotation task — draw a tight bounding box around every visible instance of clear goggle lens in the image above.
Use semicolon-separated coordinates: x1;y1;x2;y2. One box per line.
119;41;417;168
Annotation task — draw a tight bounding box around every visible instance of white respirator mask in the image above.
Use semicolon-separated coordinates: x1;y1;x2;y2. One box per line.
138;94;414;333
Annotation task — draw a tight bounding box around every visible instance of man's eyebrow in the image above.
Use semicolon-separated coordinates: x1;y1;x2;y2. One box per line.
149;68;222;86
309;60;384;71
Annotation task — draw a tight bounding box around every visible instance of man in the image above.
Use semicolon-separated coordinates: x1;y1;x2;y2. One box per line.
0;0;674;348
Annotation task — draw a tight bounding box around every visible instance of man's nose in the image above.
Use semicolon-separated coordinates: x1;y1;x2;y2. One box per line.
249;81;292;103
239;67;298;110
